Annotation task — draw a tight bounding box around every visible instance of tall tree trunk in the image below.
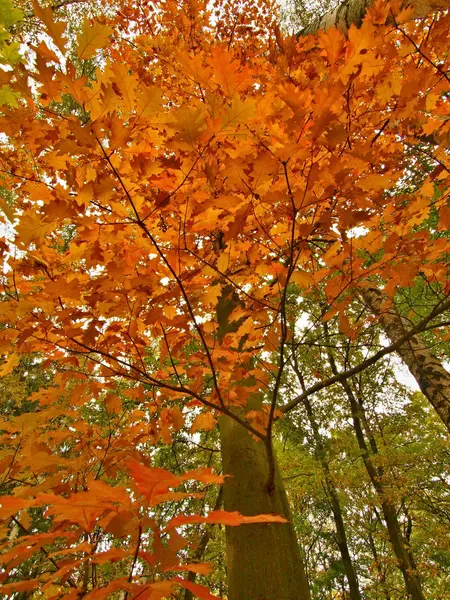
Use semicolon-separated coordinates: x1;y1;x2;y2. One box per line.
303;398;362;600
220;414;311;600
361;287;450;432
299;0;450;35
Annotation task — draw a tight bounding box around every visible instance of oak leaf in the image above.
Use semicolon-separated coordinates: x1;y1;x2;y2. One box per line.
77;19;113;60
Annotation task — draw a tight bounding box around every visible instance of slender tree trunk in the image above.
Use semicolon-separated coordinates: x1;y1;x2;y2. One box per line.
303;398;363;600
299;0;450;35
362;287;450;432
344;385;425;600
220;414;311;600
367;526;391;600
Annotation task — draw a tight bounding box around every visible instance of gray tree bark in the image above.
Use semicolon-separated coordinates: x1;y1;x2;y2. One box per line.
323;333;425;599
344;383;425;600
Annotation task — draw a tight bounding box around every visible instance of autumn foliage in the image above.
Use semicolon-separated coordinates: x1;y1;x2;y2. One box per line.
0;0;449;597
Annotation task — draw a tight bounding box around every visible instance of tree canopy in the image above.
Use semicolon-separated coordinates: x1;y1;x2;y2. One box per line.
0;0;449;598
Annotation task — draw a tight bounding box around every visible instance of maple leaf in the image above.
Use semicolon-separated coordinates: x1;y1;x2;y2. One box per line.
0;353;19;376
208;47;252;97
319;26;345;66
190;411;217;433
170;563;213;575
176;578;220;600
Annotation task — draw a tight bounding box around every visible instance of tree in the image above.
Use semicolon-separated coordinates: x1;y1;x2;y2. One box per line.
0;0;449;599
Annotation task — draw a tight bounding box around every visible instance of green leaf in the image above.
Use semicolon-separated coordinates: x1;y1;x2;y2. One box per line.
0;40;21;64
0;84;18;107
0;0;24;29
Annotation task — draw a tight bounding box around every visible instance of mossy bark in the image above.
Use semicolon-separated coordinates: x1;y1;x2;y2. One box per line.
219;414;311;600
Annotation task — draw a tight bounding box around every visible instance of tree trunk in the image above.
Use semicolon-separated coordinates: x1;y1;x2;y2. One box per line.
299;0;450;35
322;328;424;598
219;414;311;600
362;287;450;432
216;283;311;599
344;385;425;600
303;398;362;600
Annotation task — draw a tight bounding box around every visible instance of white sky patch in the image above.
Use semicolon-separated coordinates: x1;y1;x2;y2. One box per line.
347;226;369;238
379;332;420;392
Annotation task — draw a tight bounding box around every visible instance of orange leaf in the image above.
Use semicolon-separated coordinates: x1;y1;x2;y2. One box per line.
0;496;35;520
169;563;213;575
0;353;19;376
32;0;66;54
77;19;113;60
175;578;219;600
190;412;217;433
0;580;40;596
166;510;288;530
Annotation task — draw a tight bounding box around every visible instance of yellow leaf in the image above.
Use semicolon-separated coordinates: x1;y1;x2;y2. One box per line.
420;180;435;198
77;19;113;60
221;95;256;133
173;106;206;145
236;318;254;337
0;353;19;376
88;83;117;122
291;271;314;289
164;306;177;320
203;284;222;307
217;252;228;273
17;213;53;247
0;195;14;222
